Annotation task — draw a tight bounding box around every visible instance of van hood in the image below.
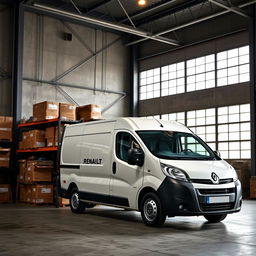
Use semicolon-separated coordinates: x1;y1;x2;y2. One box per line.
160;159;236;180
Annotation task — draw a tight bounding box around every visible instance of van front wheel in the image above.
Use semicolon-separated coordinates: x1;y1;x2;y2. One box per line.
141;192;166;227
70;188;86;214
204;214;227;223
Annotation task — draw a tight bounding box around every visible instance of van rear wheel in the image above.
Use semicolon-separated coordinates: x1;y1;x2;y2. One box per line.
204;214;227;223
140;192;166;227
70;188;86;214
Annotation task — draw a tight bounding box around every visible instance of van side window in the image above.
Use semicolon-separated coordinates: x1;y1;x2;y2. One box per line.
116;132;141;162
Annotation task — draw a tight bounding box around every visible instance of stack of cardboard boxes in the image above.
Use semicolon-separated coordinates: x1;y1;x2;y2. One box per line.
0;116;13;203
33;102;77;122
17;101;102;205
19;102;102;150
32;101;101;122
18;159;54;204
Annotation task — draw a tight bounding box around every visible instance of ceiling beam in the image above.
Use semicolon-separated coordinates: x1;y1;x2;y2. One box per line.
208;0;250;18
86;0;112;14
30;3;180;46
119;0;178;23
131;0;206;26
126;0;255;46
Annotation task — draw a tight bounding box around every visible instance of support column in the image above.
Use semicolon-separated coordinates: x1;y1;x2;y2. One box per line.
12;2;24;122
130;44;139;117
249;5;256;176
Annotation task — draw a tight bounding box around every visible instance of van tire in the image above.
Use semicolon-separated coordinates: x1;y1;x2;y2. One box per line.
140;192;166;227
70;188;86;214
204;214;227;223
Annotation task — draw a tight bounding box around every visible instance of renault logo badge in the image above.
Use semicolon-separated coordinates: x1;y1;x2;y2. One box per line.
211;172;219;184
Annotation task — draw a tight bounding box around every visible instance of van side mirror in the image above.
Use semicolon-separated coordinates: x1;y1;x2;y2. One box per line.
127;148;144;167
214;150;221;157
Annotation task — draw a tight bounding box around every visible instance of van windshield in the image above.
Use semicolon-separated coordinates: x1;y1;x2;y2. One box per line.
136;131;218;160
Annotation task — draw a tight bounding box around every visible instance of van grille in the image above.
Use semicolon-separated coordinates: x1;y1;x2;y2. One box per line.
200;203;235;211
190;178;233;184
198;188;235;195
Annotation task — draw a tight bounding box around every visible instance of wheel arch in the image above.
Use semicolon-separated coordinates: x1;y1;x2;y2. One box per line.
67;182;78;198
138;186;157;211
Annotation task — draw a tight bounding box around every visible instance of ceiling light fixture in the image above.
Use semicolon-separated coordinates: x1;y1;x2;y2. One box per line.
138;0;146;6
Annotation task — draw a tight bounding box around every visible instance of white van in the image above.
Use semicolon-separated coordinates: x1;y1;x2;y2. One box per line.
59;118;242;227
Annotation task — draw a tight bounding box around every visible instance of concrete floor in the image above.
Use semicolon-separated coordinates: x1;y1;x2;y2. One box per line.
0;200;255;256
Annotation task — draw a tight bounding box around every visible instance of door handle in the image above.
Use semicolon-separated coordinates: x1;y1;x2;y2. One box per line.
112;162;116;174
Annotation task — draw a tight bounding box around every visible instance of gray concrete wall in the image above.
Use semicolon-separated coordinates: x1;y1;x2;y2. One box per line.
22;12;130;119
0;5;13;116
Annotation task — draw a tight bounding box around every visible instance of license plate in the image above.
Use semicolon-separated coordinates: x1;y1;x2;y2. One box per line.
206;196;230;204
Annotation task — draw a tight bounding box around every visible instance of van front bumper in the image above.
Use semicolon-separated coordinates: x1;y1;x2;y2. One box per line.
157;177;242;217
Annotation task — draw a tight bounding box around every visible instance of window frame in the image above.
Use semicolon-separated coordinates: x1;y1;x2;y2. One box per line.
115;131;143;164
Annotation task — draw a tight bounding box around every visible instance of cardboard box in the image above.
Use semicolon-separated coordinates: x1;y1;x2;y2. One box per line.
0;148;10;168
27;130;45;149
46;137;55;147
250;176;256;199
76;104;101;122
33;101;59;121
31;184;53;204
19;131;30;149
0;116;12;141
25;160;53;183
0;184;11;202
19;184;30;202
59;103;76;120
54;126;64;146
59;197;69;207
45;127;55;139
227;159;251;198
18;160;26;183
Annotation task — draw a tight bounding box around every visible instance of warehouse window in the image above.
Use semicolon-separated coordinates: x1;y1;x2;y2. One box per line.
161;62;185;96
139;45;250;101
187;108;216;150
140;104;250;159
217;104;250;159
217;46;250;87
145;115;161;119
161;112;185;125
187;54;215;92
139;68;160;100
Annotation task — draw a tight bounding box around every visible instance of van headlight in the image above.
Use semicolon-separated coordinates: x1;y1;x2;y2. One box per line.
160;163;189;182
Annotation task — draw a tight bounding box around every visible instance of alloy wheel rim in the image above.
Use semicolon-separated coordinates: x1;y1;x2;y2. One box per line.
71;192;79;209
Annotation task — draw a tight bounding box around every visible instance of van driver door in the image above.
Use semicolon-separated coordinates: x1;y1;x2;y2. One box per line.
110;131;144;209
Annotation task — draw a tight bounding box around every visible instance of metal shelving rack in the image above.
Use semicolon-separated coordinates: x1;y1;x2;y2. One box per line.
16;118;80;207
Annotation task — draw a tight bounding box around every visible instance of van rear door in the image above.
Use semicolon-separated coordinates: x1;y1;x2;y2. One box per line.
110;131;144;209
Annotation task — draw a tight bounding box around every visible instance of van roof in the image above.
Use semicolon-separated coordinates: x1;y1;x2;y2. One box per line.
69;117;192;133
